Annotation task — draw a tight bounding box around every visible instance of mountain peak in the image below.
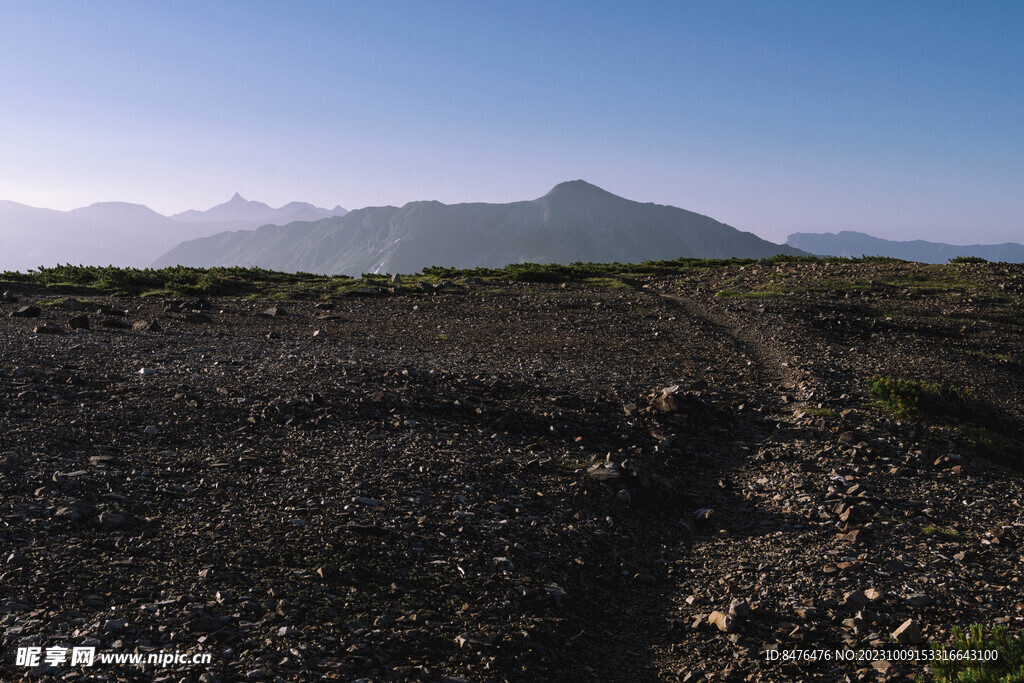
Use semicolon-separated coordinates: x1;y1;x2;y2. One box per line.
230;192;246;202
543;180;616;199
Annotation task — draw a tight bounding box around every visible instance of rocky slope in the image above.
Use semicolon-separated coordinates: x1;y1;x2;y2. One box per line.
1;261;1022;681
152;181;806;275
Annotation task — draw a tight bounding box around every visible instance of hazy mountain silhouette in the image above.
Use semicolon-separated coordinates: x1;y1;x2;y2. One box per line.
787;231;1024;263
0;196;348;272
172;193;347;229
153;180;805;274
0;200;188;271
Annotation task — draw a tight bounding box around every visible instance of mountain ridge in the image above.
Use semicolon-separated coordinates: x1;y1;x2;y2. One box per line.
171;193;346;225
0;195;349;272
153;181;806;275
787;230;1024;263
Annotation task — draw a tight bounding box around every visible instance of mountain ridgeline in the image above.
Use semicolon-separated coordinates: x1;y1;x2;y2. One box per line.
0;194;347;273
153;181;805;275
786;231;1024;264
172;193;348;229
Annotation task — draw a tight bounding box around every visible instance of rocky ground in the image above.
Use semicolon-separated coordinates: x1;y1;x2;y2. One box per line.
1;261;1022;682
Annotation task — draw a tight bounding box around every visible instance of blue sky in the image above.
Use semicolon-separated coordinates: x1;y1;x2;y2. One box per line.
1;0;1021;243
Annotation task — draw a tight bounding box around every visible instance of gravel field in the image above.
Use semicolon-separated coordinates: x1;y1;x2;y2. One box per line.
1;262;1023;681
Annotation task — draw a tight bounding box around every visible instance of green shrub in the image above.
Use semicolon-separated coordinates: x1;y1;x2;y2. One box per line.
0;264;337;298
866;375;976;418
950;256;989;264
919;524;960;539
928;624;1024;682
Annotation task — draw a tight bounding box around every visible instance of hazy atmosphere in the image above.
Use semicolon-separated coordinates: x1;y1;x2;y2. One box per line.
2;1;1021;246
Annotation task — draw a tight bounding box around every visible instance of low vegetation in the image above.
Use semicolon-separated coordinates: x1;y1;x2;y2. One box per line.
0;256;928;297
0;264;354;298
867;375;1024;471
927;624;1024;682
919;524;960;539
866;375;978;418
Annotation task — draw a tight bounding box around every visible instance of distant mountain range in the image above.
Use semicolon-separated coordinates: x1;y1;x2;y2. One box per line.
0;196;347;272
172;193;347;229
786;231;1024;263
7;184;1021;276
153;180;804;275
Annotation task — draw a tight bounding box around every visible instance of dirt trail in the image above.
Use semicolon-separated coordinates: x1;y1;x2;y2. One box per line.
619;280;844;681
651;287;807;405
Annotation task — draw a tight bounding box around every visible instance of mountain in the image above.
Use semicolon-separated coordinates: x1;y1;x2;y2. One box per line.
786;231;1024;263
153;180;805;274
0;196;348;272
172;193;346;229
0;200;194;271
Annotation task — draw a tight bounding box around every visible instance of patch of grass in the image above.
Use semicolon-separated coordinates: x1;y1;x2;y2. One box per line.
0;264;355;299
803;407;836;418
919;524;960;539
856;255;909;264
36;296;109;309
926;624;1024;682
868;376;1024;472
419;254;915;284
866;375;978;418
966;350;1022;366
581;276;633;290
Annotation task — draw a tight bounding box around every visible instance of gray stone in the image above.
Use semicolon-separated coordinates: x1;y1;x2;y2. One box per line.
6;552;28;566
843;590;870;609
55;506;83;521
728;599;750;619
906;593;933;608
104;619;127;632
892;618;923;644
587;462;622;484
98;510;133;529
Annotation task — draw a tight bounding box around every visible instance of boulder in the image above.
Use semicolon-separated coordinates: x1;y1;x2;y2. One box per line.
68;315;90;330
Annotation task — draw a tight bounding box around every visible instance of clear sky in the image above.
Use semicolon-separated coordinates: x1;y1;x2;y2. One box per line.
1;0;1021;244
